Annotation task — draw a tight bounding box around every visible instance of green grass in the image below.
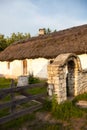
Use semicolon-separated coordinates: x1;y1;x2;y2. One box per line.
73;92;87;103
1;77;87;129
28;74;47;84
28;86;47;95
0;77;47;129
43;93;87;121
0;113;35;130
19;100;38;108
52;100;84;120
0;108;10;118
0;77;12;89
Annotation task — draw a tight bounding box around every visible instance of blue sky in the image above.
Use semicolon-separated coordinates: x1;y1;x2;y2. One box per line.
0;0;87;37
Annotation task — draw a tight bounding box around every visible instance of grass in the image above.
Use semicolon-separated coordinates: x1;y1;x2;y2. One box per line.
28;123;67;130
43;93;87;121
0;77;47;129
52;100;84;120
0;113;35;130
28;74;47;84
0;108;10;118
73;92;87;103
0;77;12;89
28;86;47;95
2;77;87;129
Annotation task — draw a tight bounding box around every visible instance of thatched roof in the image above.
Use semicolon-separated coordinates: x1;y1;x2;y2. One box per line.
0;24;87;61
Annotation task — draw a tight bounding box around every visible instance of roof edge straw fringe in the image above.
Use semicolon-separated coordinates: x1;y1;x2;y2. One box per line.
0;24;87;61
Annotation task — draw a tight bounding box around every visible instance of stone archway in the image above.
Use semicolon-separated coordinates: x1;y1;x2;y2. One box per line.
47;53;82;104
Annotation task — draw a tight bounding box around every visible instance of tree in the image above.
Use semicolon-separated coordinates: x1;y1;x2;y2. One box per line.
53;29;57;32
6;32;31;46
45;28;51;34
0;34;7;51
0;32;31;51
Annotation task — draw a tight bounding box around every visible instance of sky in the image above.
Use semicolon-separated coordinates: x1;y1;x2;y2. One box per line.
0;0;87;37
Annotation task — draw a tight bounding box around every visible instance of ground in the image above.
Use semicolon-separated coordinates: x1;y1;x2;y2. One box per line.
0;78;87;130
1;111;87;130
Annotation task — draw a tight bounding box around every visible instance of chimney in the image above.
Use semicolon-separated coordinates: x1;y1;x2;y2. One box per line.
38;28;46;36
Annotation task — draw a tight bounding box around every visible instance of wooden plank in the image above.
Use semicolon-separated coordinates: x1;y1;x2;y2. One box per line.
0;104;42;124
0;93;47;110
10;79;16;113
0;83;47;98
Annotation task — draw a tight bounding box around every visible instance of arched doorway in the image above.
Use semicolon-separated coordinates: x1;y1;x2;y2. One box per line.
47;53;82;103
66;60;75;97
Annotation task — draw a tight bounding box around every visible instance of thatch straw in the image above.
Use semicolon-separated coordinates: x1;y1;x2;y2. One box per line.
0;24;87;61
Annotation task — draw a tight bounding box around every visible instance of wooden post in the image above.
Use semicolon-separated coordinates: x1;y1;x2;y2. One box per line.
10;79;15;113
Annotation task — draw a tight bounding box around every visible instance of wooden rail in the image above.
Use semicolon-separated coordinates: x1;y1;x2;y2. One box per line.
0;83;47;99
0;93;46;109
0;104;42;124
0;80;47;124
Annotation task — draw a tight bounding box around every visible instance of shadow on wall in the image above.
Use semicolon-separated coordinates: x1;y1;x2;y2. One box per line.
33;64;48;79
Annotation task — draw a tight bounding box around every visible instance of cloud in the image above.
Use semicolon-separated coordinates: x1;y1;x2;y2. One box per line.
0;0;87;36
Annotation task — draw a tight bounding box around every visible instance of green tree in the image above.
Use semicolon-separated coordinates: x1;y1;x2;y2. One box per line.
45;28;51;34
6;32;31;46
0;32;31;51
0;34;7;51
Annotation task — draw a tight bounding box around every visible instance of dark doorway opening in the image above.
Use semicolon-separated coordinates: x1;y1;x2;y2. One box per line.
66;60;75;97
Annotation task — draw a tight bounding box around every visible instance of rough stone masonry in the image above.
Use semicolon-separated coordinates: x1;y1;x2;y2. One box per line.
47;53;87;104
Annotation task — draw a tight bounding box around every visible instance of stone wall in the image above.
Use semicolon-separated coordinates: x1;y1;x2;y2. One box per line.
48;64;67;104
47;53;86;104
77;70;87;95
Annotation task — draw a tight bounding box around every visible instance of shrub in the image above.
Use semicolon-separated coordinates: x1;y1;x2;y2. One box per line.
43;98;52;111
28;74;41;84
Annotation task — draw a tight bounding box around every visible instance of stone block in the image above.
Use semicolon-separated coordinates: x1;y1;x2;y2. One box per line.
17;76;29;87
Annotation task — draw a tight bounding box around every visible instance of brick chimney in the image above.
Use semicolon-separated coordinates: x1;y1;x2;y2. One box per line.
38;28;46;36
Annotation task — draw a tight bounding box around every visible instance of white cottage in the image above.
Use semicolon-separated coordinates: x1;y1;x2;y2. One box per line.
0;24;87;79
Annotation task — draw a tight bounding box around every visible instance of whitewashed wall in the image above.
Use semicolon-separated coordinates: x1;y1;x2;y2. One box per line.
27;58;49;78
0;61;8;76
0;60;22;78
78;54;87;69
0;58;49;79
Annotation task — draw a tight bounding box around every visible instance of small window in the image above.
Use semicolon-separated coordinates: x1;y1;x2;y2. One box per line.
8;62;10;69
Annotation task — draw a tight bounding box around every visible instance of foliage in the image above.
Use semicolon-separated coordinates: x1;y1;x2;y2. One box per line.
43;98;52;111
44;28;57;34
52;100;83;120
0;35;8;51
42;94;87;120
6;32;31;45
28;74;43;84
45;28;51;34
0;32;31;51
73;92;87;104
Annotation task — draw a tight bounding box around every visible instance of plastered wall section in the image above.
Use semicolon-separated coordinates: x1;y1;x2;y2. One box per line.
27;58;49;78
0;60;22;78
78;54;87;69
0;58;49;79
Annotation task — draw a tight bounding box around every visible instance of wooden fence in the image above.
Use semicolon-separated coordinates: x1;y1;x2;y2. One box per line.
0;80;47;124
